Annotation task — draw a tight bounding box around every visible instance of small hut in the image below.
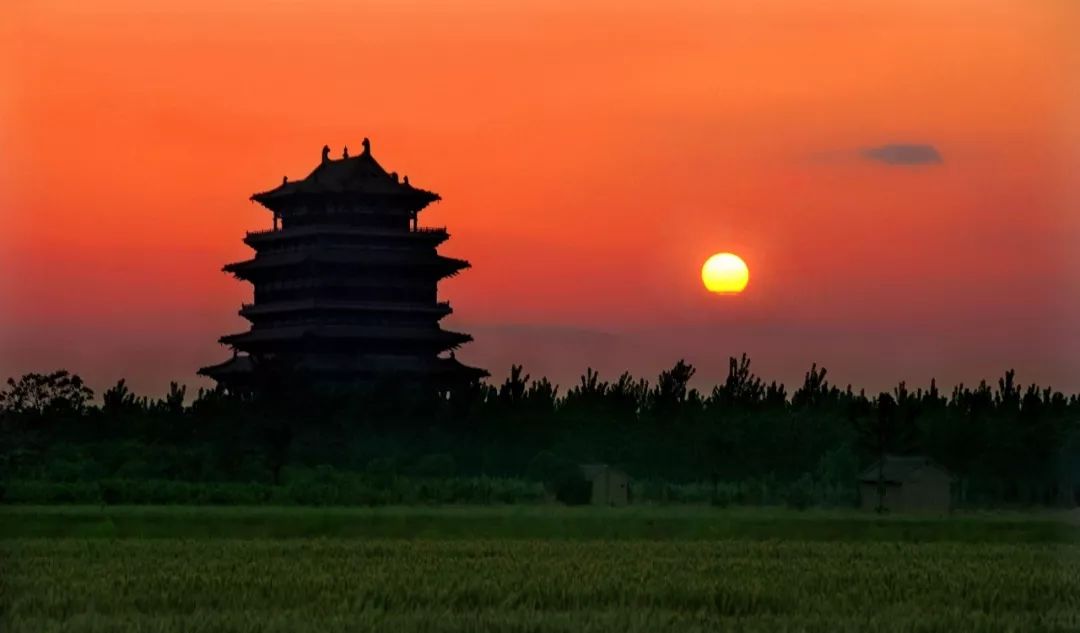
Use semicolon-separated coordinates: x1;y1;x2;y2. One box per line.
858;455;952;513
579;464;630;506
1059;431;1080;508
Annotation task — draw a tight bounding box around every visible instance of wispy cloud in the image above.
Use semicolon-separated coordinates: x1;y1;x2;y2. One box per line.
861;144;943;166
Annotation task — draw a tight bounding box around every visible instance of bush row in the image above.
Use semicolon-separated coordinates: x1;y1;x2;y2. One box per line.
1;475;863;508
1;476;547;506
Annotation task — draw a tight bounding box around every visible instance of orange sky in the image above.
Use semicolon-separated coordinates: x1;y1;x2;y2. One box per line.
2;0;1079;394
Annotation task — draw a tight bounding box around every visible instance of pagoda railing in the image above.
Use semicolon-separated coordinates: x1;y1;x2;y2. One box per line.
245;225;447;239
239;243;441;256
241;300;451;311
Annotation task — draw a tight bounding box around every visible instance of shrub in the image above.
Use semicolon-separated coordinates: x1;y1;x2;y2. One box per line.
98;480;123;505
526;451;565;483
527;450;591;505
365;457;397;477
784;474;815;511
554;477;592;506
413;454;456;478
710;486;733;508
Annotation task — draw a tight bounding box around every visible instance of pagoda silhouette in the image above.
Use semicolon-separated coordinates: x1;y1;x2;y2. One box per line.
199;139;486;389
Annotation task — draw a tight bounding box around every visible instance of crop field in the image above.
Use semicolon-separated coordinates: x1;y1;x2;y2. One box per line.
3;507;1080;632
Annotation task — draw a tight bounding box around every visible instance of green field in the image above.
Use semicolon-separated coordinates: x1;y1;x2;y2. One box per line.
3;507;1079;632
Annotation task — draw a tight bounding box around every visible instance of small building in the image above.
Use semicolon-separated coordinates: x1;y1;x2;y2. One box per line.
579;464;630;506
1060;431;1080;508
858;455;952;513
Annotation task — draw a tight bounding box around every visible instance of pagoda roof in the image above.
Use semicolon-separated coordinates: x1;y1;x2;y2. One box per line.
239;299;452;318
223;251;469;280
198;353;488;381
279;354;486;376
244;225;448;246
220;325;473;347
251;141;439;208
198;355;254;378
437;355;490;379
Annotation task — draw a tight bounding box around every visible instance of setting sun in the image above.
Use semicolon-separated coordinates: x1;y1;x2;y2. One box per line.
702;253;749;294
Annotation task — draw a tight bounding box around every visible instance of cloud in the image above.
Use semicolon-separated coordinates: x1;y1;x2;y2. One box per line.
861;144;943;165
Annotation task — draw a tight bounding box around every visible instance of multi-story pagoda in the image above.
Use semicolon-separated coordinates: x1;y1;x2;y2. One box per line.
199;139;486;389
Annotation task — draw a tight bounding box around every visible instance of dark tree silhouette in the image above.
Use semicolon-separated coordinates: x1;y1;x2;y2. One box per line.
2;358;1078;508
0;371;93;417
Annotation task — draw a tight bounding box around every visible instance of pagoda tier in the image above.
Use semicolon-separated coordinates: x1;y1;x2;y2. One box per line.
239;299;452;321
243;225;449;249
199;139;486;389
251;278;440;305
200;354;487;387
219;324;472;351
222;250;470;281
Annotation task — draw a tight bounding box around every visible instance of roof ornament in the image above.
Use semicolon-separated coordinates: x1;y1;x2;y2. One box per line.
362;137;371;155
403;175;410;187
343;145;349;159
391;171;399;183
282;175;288;185
321;145;330;163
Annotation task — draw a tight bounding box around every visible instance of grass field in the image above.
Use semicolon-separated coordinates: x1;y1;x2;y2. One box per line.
3;506;1079;632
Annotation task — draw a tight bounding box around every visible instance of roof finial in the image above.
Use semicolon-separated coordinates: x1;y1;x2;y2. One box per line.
282;175;288;185
391;171;399;183
343;145;349;159
321;145;330;163
403;175;410;186
362;137;371;155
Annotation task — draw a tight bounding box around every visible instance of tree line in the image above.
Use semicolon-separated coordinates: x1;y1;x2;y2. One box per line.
2;355;1078;507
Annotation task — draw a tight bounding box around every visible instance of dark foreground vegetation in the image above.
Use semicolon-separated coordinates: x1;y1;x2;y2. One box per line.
2;505;1075;542
2;356;1079;507
3;507;1079;633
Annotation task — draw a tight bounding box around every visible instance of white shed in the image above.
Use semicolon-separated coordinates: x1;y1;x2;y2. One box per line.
579;464;630;506
859;455;952;513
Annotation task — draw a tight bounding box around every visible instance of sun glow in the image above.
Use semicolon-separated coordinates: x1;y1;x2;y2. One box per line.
702;253;749;294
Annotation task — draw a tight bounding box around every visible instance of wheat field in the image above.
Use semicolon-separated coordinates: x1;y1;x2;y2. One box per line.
4;512;1080;633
